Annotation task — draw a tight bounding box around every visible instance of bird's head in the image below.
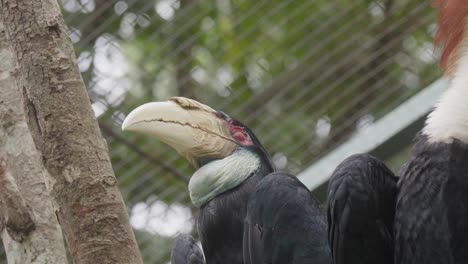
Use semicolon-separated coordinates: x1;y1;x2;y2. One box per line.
122;97;270;170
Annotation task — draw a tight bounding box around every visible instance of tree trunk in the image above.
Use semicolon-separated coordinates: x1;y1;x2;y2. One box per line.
0;15;68;263
0;0;143;263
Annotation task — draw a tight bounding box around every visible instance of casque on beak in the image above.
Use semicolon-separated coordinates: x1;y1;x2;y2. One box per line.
122;97;237;168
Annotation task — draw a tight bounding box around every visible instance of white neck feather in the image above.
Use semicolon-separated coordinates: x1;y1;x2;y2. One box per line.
423;40;468;143
188;149;260;207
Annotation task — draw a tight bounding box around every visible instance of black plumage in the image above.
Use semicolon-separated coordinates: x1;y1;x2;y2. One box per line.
171;234;205;264
327;154;397;264
198;162;274;264
395;136;468;264
327;137;468;264
243;172;332;264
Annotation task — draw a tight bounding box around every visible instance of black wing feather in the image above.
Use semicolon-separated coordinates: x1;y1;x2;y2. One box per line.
243;172;332;264
327;154;397;264
171;234;205;264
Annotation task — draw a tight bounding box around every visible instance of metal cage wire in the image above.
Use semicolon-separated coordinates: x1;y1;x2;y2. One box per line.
0;0;440;263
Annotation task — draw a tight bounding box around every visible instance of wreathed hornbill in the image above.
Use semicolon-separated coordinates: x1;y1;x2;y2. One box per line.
327;1;468;263
122;97;331;264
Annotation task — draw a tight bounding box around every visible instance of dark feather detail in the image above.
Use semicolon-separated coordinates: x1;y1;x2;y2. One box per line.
244;172;332;264
171;234;205;264
395;135;468;264
327;154;397;264
197;162;273;264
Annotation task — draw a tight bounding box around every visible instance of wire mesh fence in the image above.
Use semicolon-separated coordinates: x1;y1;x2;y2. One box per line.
0;0;441;263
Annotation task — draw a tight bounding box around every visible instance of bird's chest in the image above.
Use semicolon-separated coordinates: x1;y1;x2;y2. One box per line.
198;196;248;264
197;176;261;264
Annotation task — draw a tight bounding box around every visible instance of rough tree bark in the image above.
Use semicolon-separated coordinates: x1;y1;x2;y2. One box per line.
0;15;68;263
0;0;143;263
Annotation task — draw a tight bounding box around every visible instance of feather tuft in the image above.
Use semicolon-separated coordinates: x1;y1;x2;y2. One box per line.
433;0;468;72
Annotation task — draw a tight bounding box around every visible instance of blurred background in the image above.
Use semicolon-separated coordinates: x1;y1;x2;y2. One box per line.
1;0;443;263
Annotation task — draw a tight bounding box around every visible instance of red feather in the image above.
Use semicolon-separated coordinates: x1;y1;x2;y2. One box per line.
433;0;468;72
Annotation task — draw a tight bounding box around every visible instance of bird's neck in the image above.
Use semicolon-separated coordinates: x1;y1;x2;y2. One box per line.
188;149;261;207
423;38;468;143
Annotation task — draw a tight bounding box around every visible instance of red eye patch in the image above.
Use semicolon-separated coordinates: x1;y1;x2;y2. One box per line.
229;123;253;146
232;129;246;142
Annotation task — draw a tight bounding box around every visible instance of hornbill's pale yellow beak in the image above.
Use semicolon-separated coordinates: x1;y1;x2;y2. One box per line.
122;97;237;168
